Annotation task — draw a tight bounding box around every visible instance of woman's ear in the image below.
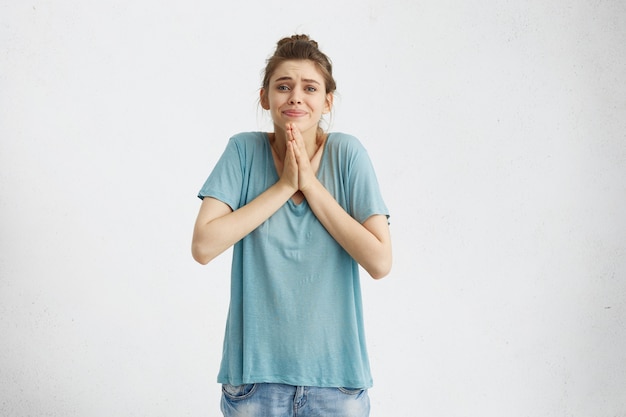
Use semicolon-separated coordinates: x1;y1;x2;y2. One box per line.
323;93;334;114
260;89;270;110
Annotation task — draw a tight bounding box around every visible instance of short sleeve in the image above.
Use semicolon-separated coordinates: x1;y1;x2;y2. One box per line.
346;140;389;224
197;137;244;210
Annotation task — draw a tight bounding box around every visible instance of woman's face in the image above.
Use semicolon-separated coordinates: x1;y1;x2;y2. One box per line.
261;60;333;138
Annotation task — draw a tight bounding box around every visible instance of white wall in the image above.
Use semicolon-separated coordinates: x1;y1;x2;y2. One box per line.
1;1;625;416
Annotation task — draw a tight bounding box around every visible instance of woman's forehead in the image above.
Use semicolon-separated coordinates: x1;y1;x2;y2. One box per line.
271;60;324;82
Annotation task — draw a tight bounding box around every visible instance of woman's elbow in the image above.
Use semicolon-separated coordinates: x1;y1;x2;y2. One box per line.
367;256;392;280
191;243;214;265
368;242;392;279
369;266;391;280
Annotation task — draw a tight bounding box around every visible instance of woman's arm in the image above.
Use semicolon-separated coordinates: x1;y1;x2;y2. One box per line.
287;124;392;279
191;181;295;264
302;180;392;279
192;144;301;266
193;136;301;265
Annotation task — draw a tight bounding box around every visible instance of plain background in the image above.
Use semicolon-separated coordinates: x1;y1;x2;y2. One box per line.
1;1;625;416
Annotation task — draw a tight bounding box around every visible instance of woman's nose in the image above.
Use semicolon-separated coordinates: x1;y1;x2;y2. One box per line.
289;93;302;104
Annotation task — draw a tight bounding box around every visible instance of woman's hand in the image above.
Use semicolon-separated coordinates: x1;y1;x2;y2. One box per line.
287;123;318;192
279;137;299;193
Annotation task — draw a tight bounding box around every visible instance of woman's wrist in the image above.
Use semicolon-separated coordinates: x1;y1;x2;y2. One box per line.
299;176;322;197
274;178;299;199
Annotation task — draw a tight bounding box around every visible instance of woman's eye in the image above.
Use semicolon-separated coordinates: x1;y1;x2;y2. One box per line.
306;86;317;92
278;85;290;91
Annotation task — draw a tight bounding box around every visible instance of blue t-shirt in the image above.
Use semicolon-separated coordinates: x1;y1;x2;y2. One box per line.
198;131;389;389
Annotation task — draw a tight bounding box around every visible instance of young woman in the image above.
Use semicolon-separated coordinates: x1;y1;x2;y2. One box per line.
192;34;391;417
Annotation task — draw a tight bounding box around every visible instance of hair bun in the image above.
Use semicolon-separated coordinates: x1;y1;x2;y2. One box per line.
276;34;319;49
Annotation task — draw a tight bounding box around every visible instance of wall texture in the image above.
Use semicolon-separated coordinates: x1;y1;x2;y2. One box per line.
1;1;625;416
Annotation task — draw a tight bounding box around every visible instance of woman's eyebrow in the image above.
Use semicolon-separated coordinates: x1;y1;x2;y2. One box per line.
274;76;321;85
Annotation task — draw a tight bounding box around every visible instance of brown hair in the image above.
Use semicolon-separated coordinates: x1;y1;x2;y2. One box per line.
261;34;337;94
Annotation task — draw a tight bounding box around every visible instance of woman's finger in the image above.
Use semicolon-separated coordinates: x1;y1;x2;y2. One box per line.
288;123;306;163
281;140;298;190
289;123;305;148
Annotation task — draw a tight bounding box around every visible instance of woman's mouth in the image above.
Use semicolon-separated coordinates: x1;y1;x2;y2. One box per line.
282;109;307;117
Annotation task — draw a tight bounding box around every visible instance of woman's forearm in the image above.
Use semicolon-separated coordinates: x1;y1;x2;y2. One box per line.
302;179;392;279
192;181;295;264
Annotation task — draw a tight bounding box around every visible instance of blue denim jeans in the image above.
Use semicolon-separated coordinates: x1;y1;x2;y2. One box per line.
221;383;370;417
